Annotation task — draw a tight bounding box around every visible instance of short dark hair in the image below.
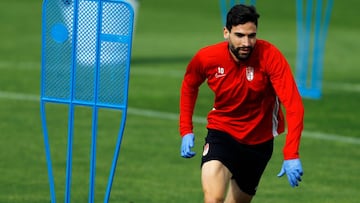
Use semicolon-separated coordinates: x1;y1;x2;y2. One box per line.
226;4;260;31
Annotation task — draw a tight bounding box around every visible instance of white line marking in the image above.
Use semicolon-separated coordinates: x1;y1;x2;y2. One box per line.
1;90;359;145
0;61;40;70
1;60;360;93
323;82;360;93
0;91;39;101
301;131;360;145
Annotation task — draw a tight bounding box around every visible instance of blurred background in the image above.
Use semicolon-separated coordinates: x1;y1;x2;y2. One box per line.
0;0;359;202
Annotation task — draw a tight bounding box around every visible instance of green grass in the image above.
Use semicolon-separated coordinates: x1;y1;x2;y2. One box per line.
0;0;359;202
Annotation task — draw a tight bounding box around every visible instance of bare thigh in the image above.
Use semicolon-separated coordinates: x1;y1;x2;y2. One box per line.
201;160;232;203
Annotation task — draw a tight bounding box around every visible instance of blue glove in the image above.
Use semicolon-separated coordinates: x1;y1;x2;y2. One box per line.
180;133;196;158
277;158;303;187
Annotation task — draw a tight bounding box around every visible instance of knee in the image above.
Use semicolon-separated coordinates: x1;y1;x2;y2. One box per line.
204;193;224;203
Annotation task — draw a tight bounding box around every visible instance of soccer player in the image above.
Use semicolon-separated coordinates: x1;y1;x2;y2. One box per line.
179;4;304;203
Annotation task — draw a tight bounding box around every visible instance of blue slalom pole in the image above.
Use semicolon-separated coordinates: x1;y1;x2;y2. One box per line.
311;0;333;97
296;0;333;99
239;0;256;4
219;0;256;26
319;0;333;87
296;0;317;97
231;0;237;6
303;0;313;87
295;0;304;88
310;0;322;96
220;0;227;26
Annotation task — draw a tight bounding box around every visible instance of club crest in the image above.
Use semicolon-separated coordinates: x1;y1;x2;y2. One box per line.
246;66;254;81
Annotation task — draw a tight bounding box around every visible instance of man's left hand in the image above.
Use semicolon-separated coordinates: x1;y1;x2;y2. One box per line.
277;158;303;187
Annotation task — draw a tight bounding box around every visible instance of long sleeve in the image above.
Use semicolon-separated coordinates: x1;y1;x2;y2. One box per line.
266;47;305;160
179;54;206;137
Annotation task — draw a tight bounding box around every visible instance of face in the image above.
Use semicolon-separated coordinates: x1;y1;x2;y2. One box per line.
223;22;257;61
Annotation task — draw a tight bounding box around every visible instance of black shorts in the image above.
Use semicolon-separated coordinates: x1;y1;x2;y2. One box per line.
201;129;273;196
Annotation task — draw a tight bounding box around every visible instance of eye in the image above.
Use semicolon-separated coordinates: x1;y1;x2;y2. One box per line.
248;33;257;38
235;33;245;38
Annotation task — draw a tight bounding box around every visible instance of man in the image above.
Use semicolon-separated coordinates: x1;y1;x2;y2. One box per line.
179;4;304;203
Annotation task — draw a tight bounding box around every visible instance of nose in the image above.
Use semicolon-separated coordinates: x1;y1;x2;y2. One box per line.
241;36;250;47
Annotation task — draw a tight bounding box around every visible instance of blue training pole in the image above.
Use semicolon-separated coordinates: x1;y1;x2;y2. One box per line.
296;0;333;99
220;0;256;26
311;0;323;95
311;0;333;96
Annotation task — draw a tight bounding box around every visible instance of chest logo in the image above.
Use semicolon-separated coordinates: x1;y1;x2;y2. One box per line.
246;66;254;81
215;66;226;78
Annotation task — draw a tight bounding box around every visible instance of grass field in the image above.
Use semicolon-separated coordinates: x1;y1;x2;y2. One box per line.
0;0;359;202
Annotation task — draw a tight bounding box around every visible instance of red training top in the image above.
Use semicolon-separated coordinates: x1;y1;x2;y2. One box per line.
179;40;304;160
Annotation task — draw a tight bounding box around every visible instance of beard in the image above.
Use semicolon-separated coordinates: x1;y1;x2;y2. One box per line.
229;43;253;61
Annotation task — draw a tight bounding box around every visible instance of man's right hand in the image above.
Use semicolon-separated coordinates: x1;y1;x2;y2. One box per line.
180;133;196;158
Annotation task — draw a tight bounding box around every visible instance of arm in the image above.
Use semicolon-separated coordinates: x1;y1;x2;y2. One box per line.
179;54;206;158
266;47;304;160
266;46;304;187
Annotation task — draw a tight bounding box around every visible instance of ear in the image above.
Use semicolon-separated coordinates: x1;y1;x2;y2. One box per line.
223;27;230;40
